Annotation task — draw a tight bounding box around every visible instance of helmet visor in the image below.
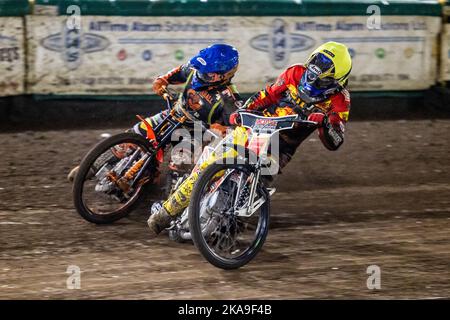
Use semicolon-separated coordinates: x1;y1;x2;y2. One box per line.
307;53;335;76
304;53;338;91
197;71;225;83
304;69;338;89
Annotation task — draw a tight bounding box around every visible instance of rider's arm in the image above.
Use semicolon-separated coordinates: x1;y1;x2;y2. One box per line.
221;84;244;125
314;89;350;151
152;64;191;95
243;65;301;110
210;84;243;135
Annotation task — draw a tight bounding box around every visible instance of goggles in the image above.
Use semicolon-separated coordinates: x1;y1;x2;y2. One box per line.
304;53;338;89
304;68;338;89
197;71;226;83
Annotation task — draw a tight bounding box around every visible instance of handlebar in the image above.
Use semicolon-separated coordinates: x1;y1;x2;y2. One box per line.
235;109;319;127
161;88;178;110
291;119;319;126
159;88;220;139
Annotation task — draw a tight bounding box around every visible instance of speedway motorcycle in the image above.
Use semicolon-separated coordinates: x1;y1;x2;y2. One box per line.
72;91;218;224
170;110;317;269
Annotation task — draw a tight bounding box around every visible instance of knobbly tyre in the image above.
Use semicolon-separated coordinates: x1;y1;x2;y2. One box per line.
72;90;219;224
184;110;318;269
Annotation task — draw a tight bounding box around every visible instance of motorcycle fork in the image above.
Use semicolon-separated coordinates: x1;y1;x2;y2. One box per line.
245;162;261;216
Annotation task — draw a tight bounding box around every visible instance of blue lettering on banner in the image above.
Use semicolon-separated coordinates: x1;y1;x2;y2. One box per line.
296;21;333;32
41;21;110;70
250;19;315;69
0;34;19;63
337;21;409;31
63;25;82;70
90;21;129;32
89;21;228;33
270;19;289;69
323;37;424;43
295;20;425;32
132;22;162;32
0;34;18;45
336;21;366;31
118;38;224;45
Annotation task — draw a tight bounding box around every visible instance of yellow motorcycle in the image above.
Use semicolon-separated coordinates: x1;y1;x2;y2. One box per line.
186;110;317;269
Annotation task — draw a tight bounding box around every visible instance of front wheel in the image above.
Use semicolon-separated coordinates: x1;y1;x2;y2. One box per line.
73;132;156;224
188;160;270;270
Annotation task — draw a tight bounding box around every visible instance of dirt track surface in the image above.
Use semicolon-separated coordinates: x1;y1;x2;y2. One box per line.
0;120;449;299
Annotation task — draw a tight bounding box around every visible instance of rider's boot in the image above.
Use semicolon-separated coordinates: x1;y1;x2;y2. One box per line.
147;202;174;238
67;165;80;182
147;162;198;238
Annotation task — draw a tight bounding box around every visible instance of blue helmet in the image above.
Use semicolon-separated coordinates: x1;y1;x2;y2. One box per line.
189;44;239;90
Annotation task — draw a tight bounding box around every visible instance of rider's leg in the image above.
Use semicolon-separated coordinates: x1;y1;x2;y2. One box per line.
133;110;168;136
147;201;173;237
147;165;203;238
147;140;235;238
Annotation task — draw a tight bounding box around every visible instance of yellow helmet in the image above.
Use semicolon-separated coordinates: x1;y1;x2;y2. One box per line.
298;41;352;103
305;41;352;87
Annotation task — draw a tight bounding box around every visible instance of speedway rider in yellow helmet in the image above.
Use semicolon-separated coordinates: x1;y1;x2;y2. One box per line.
147;42;352;239
231;41;352;169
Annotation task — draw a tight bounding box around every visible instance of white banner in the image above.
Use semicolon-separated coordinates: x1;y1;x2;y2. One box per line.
27;15;441;94
0;17;25;96
34;4;58;16
443;24;450;82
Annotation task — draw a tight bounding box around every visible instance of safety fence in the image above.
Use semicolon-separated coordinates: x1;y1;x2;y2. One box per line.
0;0;448;97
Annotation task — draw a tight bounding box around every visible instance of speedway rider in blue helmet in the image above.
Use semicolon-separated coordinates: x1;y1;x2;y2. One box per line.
147;44;242;238
151;43;240;131
67;44;241;183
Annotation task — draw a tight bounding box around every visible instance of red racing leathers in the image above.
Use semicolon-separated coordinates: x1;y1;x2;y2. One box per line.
243;64;350;169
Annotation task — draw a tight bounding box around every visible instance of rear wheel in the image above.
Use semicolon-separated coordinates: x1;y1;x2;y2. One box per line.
189;160;270;269
73;132;156;224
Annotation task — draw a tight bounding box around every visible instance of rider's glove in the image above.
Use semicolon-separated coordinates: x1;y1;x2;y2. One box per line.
152;77;169;96
210;123;228;137
229;112;241;126
307;112;325;126
327;112;343;128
